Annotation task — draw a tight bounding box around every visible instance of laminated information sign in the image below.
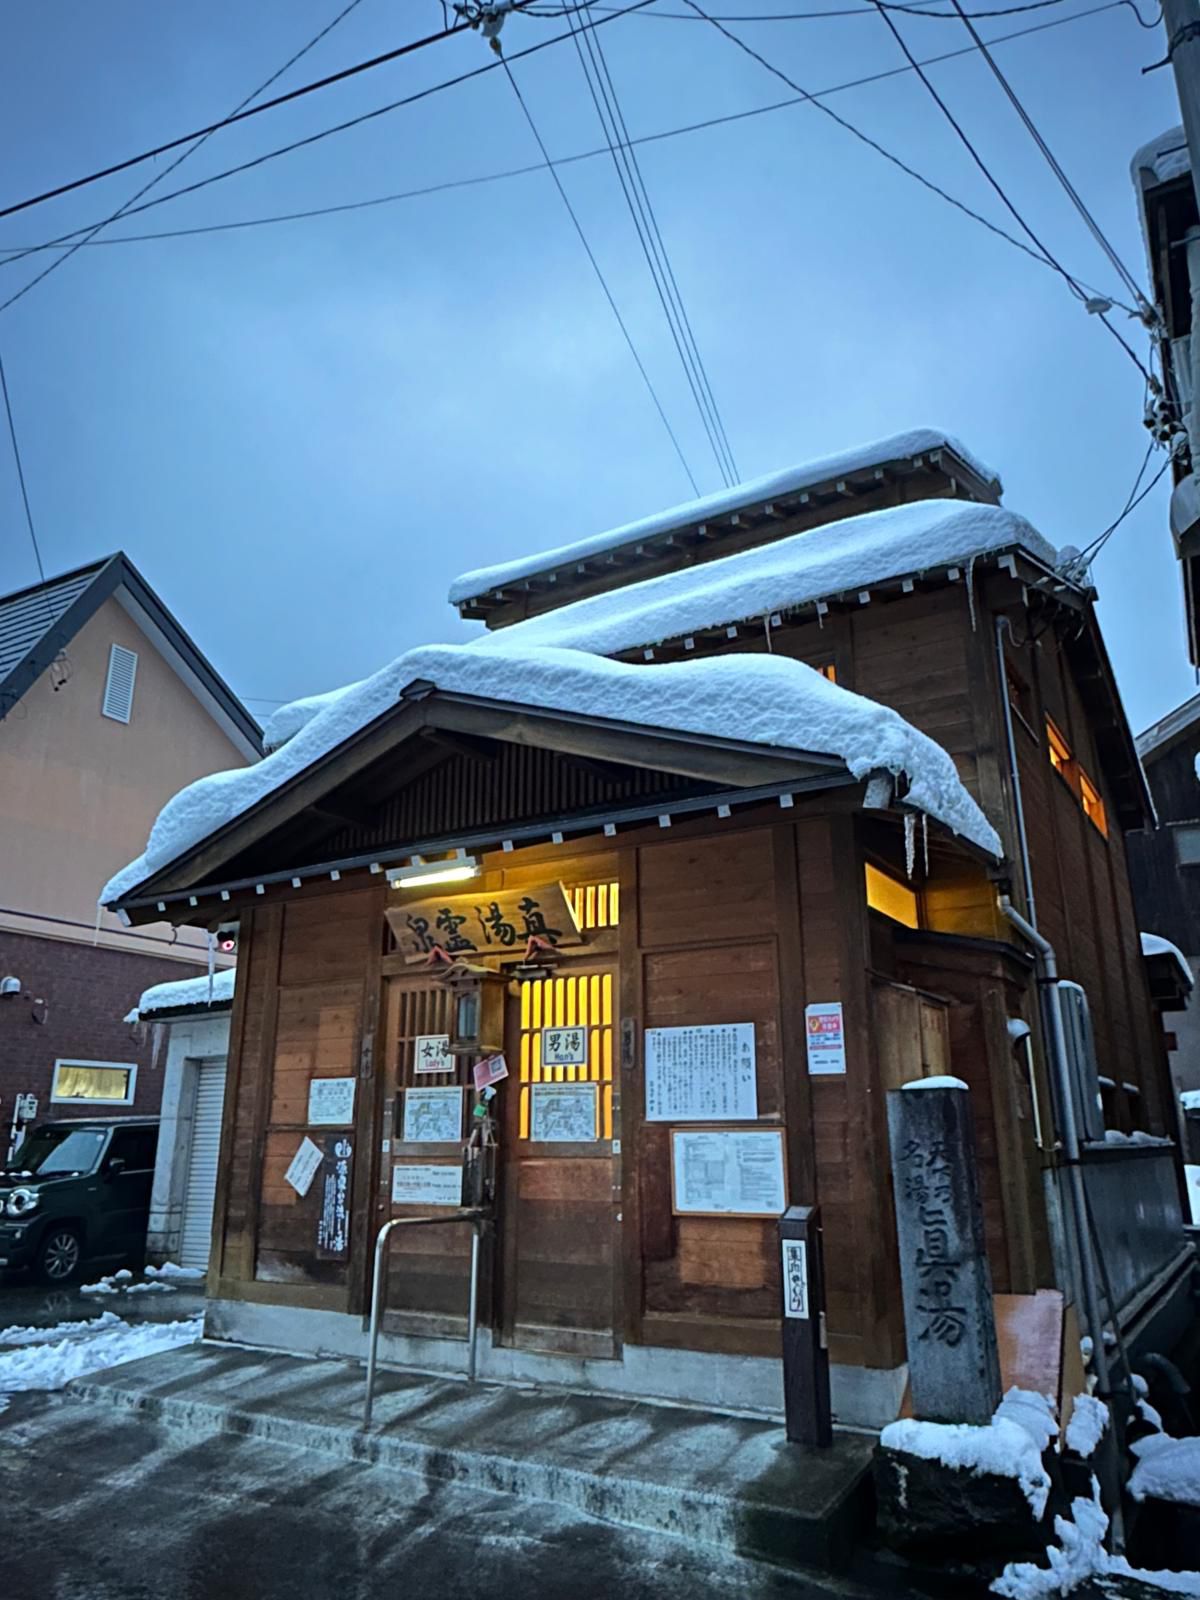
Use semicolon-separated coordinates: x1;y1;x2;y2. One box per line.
644;1024;757;1122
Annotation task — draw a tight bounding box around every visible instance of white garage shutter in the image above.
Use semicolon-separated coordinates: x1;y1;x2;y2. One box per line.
179;1060;227;1271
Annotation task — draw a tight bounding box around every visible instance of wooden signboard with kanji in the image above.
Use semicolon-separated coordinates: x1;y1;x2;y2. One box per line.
386;882;582;964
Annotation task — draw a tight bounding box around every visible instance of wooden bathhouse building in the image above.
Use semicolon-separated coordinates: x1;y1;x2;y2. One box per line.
104;429;1192;1428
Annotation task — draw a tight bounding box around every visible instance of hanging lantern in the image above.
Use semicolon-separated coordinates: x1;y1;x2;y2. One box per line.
433;955;506;1055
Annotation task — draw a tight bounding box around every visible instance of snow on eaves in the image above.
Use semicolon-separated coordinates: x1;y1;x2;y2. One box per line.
1141;931;1195;991
102;642;1002;904
470;499;1058;661
263;681;364;751
448;429;1001;605
132;967;237;1020
1131;125;1189;191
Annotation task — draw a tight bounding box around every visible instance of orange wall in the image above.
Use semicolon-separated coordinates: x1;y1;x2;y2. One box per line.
0;595;249;963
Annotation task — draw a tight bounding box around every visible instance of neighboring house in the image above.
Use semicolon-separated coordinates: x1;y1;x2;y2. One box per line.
1130;128;1200;666
1128;692;1200;1104
0;554;259;1142
127;969;235;1271
103;430;1191;1426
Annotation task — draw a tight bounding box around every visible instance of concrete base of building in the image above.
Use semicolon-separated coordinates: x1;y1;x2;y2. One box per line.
203;1297;908;1430
67;1339;876;1573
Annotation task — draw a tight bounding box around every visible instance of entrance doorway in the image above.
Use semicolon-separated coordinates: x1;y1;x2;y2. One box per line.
497;962;620;1358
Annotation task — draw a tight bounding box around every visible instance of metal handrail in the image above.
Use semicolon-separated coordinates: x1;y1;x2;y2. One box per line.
363;1208;488;1430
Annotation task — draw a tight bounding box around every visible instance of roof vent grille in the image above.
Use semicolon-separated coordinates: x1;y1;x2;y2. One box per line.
102;644;138;723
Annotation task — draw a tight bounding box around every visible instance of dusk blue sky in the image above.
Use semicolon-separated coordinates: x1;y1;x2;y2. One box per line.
0;0;1192;736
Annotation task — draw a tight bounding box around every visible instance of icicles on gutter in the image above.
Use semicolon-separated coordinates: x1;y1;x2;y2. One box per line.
965;553;978;632
905;812;917;878
922;813;929;876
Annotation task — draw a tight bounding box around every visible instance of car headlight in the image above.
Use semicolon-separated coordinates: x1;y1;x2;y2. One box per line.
6;1188;39;1218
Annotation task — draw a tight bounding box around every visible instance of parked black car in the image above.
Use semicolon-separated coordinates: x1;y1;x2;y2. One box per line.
0;1117;159;1283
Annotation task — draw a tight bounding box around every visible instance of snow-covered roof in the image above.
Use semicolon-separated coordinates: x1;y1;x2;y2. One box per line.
1130;125;1189;191
469;499;1058;660
130;967;237;1020
103;640;1002;904
1140;931;1195;991
448;429;1000;607
263;682;364;752
1136;690;1200;760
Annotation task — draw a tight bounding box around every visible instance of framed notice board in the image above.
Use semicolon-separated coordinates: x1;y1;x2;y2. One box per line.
669;1126;788;1218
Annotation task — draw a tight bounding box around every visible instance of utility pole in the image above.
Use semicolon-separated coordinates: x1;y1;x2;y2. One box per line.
1162;0;1200;219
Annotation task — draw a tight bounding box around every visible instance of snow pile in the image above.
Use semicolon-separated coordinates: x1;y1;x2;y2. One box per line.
145;1262;206;1282
901;1075;969;1092
81;1268;134;1294
1100;1130;1173;1147
881;1387;1056;1518
263;681;364;751
1131;1432;1200;1507
1183;1090;1200;1112
0;1314;202;1393
0;1311;122;1346
1141;932;1195;992
993;1481;1200;1597
1063;1394;1107;1459
449;429;1001;604
472;499;1056;661
133;967;236;1020
103;641;1003;902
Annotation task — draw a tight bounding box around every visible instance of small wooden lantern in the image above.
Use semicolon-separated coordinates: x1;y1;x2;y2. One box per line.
434;954;506;1056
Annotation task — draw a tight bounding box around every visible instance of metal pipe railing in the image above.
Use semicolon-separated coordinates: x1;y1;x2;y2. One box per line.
363;1208;488;1431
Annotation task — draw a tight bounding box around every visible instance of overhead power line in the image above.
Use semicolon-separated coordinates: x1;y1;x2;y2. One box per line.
0;0;371;314
538;0;1159;16
863;0;1153;380
500;54;702;493
0;350;46;583
566;3;740;483
944;0;1153;317
0;0;1132;311
0;0;659;254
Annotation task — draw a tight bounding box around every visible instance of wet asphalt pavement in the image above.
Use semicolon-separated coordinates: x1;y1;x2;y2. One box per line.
0;1274;206;1330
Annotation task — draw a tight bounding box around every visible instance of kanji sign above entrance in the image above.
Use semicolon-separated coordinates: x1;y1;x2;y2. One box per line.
387;883;582;964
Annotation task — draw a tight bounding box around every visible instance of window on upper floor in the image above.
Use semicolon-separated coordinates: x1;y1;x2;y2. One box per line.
1079;771;1108;837
817;661;836;684
864;862;920;929
101;644;138;723
1045;717;1108;839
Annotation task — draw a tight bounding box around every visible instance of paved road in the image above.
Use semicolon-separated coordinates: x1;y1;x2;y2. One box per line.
0;1391;876;1600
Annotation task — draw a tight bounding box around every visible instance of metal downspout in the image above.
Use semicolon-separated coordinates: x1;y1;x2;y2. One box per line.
994;616;1037;926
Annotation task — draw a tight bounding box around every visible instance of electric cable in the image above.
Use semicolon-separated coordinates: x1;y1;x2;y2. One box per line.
500;54;702;492
533;0;1080;17
1074;446;1171;568
567;4;739;482
0;0;371;314
0;349;44;583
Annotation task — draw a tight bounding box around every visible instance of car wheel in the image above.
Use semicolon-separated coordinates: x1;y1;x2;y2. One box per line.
36;1227;83;1285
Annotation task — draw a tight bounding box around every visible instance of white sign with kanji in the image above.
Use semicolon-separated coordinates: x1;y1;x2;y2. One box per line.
541;1027;588;1066
644;1023;757;1122
781;1238;809;1318
414;1034;454;1074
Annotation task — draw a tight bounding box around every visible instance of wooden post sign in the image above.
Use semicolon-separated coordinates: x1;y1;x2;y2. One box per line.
386;883;582;964
778;1205;833;1448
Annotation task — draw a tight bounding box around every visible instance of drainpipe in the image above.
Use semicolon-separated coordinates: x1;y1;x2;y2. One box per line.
994;617;1036;927
999;896;1126;1544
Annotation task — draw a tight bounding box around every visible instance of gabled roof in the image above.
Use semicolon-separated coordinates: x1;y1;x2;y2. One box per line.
0;553;261;755
1137;691;1200;762
450;429;1001;621
103;641;1002;913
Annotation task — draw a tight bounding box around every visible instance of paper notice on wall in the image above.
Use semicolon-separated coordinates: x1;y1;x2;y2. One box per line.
804;1003;846;1076
308;1076;356;1126
644;1023;757;1121
284;1136;324;1198
671;1128;787;1216
530;1083;598;1142
391;1163;463;1207
402;1086;464;1143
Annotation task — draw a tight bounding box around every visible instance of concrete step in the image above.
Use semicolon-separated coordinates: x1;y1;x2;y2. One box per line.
67;1341;875;1573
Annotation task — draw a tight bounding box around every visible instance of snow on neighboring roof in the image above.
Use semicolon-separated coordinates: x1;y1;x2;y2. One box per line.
1130;1430;1200;1507
1181;1088;1200;1111
263;682;364;751
1136;689;1200;759
1131;125;1190;190
448;429;1001;605
470;499;1058;660
1141;931;1195;990
103;640;1003;904
132;967;236;1020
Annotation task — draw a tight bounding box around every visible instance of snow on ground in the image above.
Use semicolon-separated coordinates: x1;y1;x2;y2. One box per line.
82;1268;186;1296
0;1311;122;1347
448;429;1001;604
881;1387;1057;1518
145;1262;206;1282
133;967;236;1019
471;500;1056;662
0;1314;202;1394
104;641;1002;902
993;1482;1200;1597
1131;1432;1200;1507
1140;932;1195;992
1063;1394;1107;1459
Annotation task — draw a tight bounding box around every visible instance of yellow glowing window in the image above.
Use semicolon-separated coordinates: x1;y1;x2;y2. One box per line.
1079;771;1108;837
818;661;836;683
51;1060;135;1105
517;971;614;1140
1046;718;1074;782
565;881;620;930
864;863;920;929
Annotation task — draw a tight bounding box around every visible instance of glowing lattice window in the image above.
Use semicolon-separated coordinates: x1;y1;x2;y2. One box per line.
565;881;620;930
518;970;614;1139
